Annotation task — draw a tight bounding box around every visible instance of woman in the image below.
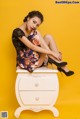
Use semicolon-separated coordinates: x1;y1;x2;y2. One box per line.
12;10;74;76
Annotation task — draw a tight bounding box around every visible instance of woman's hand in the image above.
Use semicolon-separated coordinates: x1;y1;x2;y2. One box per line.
34;30;41;37
50;51;62;61
33;34;40;40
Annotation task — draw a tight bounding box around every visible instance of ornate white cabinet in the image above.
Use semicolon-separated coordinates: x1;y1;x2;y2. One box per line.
14;67;59;118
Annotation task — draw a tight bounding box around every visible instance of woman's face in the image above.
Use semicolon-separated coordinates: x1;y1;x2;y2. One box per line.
26;16;41;31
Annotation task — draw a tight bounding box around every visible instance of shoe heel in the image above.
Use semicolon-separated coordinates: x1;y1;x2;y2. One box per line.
57;67;74;76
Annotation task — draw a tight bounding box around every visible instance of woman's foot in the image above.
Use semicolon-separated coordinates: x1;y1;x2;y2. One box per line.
48;57;67;67
57;67;74;76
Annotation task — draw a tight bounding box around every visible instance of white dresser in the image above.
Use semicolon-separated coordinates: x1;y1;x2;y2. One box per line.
14;67;59;118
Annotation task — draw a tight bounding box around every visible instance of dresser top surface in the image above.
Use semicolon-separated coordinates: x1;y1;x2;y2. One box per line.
16;67;58;73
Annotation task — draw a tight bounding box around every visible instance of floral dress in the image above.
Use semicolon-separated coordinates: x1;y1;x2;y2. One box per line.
12;28;42;72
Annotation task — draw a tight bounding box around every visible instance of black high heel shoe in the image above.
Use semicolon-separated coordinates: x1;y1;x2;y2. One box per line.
48;57;67;67
57;67;74;76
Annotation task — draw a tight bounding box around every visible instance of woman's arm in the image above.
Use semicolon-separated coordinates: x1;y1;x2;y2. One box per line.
35;30;50;49
19;36;53;55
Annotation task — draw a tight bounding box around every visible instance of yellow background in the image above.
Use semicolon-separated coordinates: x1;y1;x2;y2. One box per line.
0;0;80;119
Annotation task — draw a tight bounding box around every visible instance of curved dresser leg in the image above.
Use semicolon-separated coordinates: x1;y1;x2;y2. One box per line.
47;106;59;117
14;107;26;118
14;106;59;118
40;106;59;117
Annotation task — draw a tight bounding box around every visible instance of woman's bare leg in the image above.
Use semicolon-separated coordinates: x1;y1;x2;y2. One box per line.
43;34;62;59
43;35;59;53
36;32;74;75
43;34;70;72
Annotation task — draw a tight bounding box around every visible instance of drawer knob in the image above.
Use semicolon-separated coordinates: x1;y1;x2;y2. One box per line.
35;97;39;101
35;83;39;87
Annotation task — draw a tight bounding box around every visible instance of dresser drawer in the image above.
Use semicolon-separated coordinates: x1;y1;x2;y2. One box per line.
19;91;57;105
19;74;58;90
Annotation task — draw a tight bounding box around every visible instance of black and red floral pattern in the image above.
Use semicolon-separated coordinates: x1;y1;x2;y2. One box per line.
12;28;41;72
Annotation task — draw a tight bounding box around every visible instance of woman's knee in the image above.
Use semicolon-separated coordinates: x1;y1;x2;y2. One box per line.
43;34;53;40
43;34;54;45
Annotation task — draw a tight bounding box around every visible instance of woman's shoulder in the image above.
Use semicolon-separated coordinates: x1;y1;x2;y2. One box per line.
12;28;25;37
12;28;24;33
